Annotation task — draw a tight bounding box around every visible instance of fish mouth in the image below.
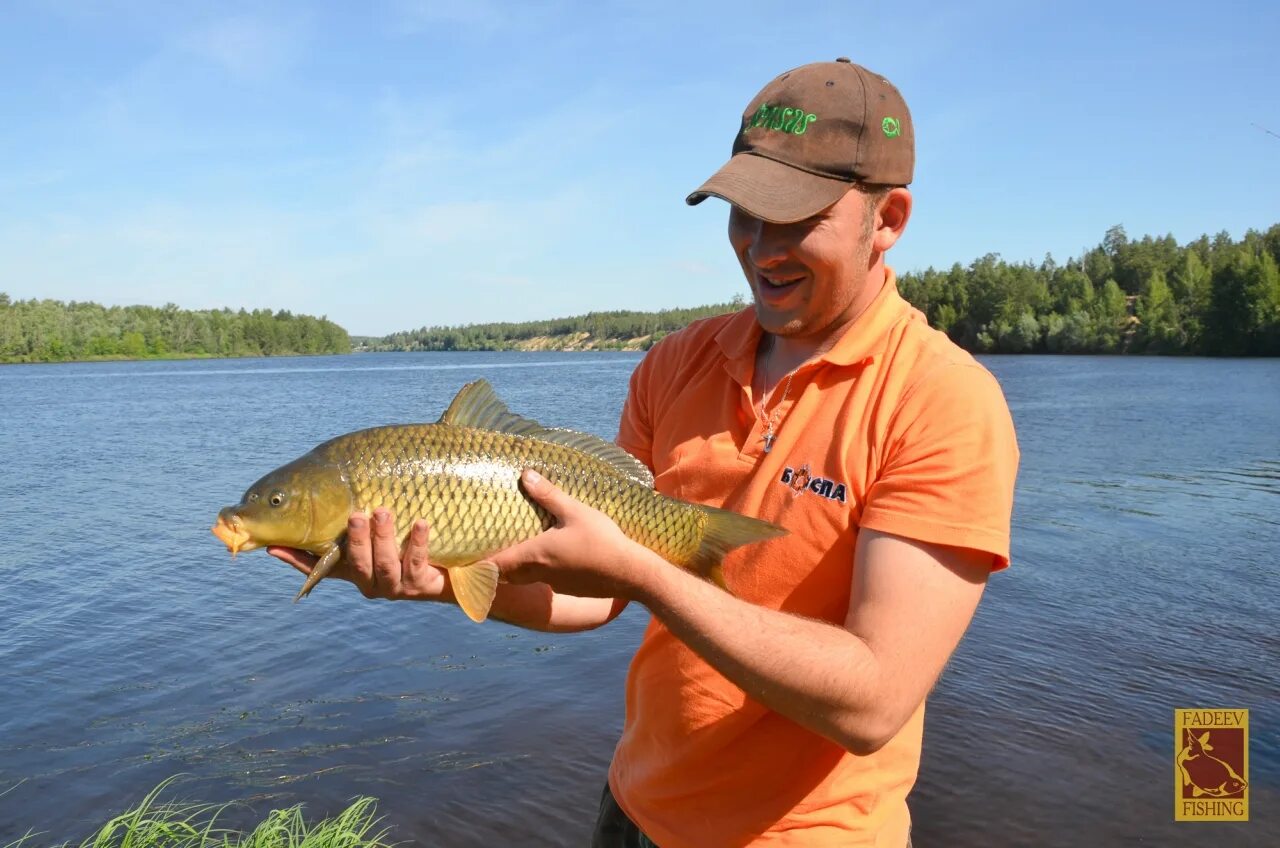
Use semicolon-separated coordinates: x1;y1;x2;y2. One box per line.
212;511;258;557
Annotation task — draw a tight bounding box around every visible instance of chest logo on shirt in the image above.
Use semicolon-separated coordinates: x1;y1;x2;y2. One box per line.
779;464;848;503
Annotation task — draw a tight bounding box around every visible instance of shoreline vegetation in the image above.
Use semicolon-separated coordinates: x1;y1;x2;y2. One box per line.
360;302;743;354
2;778;391;848
363;223;1280;357
0;301;349;365
1;778;394;848
5;223;1278;365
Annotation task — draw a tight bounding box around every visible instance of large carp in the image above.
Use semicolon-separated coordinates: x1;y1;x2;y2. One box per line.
212;379;786;622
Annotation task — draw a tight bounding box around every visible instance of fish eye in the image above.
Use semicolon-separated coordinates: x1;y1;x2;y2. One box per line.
269;492;286;508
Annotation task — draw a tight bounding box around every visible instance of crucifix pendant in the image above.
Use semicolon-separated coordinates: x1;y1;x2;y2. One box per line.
762;431;775;453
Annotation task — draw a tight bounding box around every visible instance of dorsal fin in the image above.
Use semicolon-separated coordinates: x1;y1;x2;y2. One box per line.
538;427;654;487
439;379;545;436
439;379;654;487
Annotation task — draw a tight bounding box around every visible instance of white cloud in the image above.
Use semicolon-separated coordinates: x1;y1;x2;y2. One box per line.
370;186;592;254
392;0;510;35
0;169;70;193
669;259;722;279
177;14;305;80
367;81;635;201
398;200;505;246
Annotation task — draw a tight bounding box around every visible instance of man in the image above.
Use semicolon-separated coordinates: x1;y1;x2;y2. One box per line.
272;58;1018;847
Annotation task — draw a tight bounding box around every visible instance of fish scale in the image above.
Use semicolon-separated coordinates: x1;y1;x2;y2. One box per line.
213;379;786;622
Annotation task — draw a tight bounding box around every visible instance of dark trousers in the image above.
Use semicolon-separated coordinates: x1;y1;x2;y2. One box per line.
591;784;659;848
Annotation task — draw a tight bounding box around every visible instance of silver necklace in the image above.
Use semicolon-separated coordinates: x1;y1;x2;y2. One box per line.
757;341;795;454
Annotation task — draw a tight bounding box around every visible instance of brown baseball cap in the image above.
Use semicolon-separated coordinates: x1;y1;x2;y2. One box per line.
687;58;914;223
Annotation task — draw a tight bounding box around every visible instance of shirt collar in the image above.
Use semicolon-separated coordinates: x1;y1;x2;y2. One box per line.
715;267;910;385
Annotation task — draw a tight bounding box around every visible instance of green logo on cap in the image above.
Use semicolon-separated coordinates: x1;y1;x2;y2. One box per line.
882;117;901;138
745;102;818;136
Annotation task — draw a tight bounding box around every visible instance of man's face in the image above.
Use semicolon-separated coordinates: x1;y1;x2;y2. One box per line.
728;187;876;341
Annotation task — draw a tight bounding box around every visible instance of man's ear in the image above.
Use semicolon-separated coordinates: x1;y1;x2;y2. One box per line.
873;187;912;253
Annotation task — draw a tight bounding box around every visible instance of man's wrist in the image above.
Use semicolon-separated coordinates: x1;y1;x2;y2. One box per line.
625;544;691;612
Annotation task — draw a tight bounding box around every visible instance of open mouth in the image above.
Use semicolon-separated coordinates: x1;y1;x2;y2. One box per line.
211;514;256;557
755;271;805;303
759;272;804;289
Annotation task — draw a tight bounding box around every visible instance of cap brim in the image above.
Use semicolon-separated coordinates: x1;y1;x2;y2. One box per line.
685;153;851;224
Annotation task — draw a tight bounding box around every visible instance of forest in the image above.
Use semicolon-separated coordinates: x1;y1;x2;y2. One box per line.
0;298;350;363
369;303;742;352
371;223;1280;356
5;222;1277;363
897;223;1280;355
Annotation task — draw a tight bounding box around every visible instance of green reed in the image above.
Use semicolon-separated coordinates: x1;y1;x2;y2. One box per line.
2;778;396;848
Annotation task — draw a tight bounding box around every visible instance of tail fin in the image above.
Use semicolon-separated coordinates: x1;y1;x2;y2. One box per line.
689;506;787;591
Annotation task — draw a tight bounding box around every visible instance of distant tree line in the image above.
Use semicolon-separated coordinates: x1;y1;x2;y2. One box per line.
7;223;1275;363
0;296;350;363
371;304;745;352
898;223;1280;355
370;223;1280;356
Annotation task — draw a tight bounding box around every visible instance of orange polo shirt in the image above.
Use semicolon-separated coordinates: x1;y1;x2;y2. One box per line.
610;269;1019;847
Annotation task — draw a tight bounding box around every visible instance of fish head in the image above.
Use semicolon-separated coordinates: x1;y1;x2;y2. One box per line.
212;457;351;556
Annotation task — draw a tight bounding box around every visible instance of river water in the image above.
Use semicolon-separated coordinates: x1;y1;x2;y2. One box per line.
0;352;1276;846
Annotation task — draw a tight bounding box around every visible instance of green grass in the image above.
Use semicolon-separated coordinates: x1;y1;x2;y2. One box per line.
3;778;397;848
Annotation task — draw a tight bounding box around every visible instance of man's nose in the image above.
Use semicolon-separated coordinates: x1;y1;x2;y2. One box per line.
746;221;789;268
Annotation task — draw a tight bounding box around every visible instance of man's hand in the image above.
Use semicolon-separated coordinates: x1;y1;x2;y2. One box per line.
267;508;450;601
264;477;633;632
487;470;662;600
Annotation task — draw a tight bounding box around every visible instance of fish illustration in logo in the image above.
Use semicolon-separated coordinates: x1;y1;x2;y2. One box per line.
1177;729;1248;798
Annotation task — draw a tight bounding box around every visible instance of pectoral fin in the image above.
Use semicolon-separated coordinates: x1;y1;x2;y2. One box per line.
450;560;500;623
294;542;344;602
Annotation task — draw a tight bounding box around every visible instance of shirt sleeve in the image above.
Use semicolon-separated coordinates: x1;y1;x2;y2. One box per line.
858;363;1020;569
616;346;657;473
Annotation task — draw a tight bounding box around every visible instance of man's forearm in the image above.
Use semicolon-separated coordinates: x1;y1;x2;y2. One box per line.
631;550;894;754
484;581;624;633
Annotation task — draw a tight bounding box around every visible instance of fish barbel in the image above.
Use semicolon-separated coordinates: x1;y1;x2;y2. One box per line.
212;379;786;621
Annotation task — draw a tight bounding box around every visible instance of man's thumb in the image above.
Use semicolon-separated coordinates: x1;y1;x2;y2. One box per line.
520;469;570;515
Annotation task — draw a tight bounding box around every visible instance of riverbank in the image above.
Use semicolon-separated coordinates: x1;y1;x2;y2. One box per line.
2;351;231;366
484;332;655;352
0;350;347;366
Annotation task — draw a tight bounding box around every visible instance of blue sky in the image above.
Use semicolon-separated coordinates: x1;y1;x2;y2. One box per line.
3;1;1278;336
